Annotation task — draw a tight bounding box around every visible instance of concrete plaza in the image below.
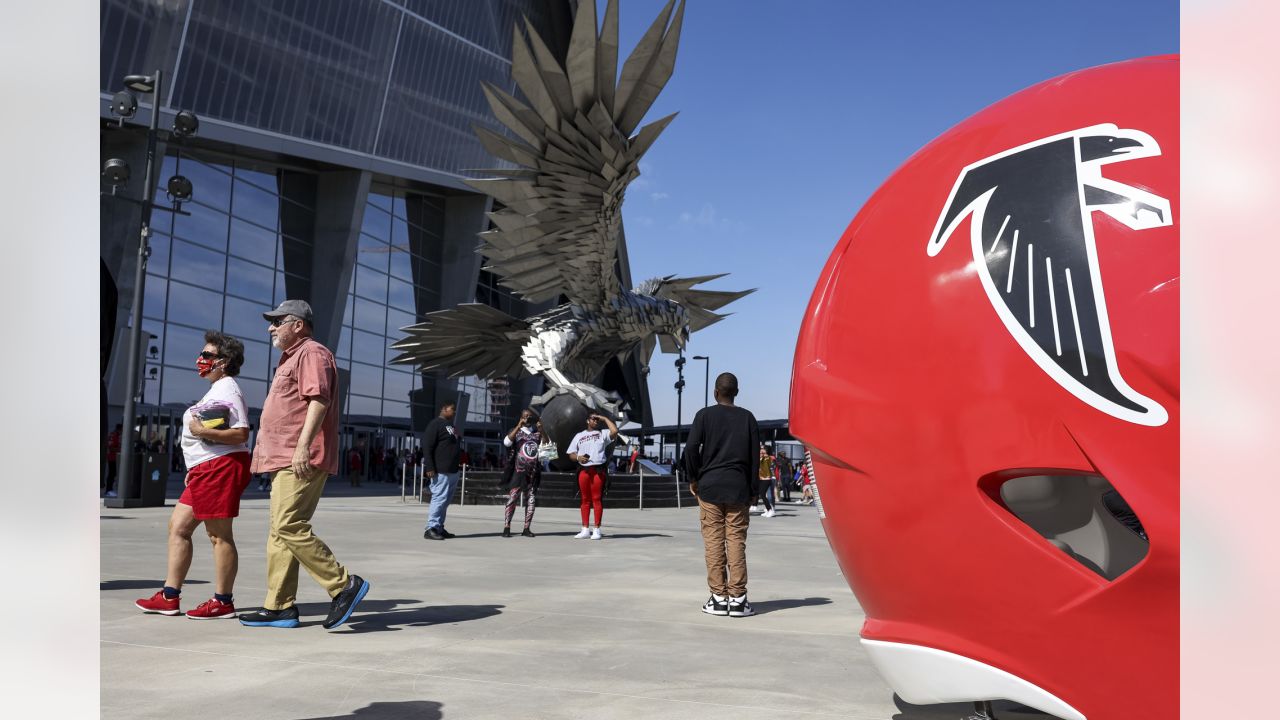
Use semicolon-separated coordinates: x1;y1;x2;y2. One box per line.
101;489;1039;720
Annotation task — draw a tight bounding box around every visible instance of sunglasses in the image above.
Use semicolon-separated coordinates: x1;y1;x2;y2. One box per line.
269;316;298;327
198;351;224;360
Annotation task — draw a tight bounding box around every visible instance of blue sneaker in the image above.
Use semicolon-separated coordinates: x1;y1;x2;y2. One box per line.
238;606;300;628
323;574;370;630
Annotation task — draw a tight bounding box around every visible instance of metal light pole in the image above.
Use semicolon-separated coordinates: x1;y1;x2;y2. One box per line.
692;355;709;408
673;352;686;467
110;70;164;508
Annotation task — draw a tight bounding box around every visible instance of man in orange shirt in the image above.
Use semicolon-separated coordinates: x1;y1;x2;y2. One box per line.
238;300;371;630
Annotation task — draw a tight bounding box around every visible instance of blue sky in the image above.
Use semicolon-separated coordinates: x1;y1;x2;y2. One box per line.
606;0;1180;426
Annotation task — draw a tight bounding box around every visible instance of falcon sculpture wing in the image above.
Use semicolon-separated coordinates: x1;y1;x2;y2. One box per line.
470;0;685;311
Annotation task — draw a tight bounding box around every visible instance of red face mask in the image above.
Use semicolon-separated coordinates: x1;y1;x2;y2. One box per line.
196;356;217;377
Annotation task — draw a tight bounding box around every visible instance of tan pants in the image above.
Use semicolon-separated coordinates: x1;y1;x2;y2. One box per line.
264;466;348;609
699;498;749;597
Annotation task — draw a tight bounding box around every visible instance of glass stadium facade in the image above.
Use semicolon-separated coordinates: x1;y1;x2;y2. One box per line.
100;0;579;463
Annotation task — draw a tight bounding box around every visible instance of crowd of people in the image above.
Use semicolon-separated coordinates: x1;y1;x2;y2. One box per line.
122;298;810;627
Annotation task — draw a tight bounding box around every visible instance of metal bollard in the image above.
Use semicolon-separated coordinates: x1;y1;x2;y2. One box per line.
675;468;681;509
460;464;467;506
638;465;644;511
401;461;408;502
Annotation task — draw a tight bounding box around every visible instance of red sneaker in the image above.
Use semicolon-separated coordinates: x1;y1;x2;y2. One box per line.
135;591;181;616
186;597;237;620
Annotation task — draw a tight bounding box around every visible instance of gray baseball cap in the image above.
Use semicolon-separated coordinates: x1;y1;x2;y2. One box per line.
262;299;314;323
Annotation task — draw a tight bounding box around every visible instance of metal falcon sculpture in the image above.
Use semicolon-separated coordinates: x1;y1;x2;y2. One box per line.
390;0;751;419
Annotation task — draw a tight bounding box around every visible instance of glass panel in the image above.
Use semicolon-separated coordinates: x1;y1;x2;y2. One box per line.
232;178;280;230
161;365;210;408
382;397;411;421
223;295;269;341
162;324;208;371
141;321;166;364
367;191;392;212
237;377;269;412
148;233;172;278
383;369;414;403
337;324;352;360
169;239;227;291
238;338;271;381
354;265;388;303
357;233;390;273
172;201;230;252
348;361;383;398
167;281;223;330
351;329;384;366
179;154;233;211
346;394;382;417
343;297;353;327
143;275;167;321
234;163;277;193
361;204;392;241
140;364;161;406
225;256;275;303
386;308;415;334
229;218;278;266
387;277;414;312
352;297;387;336
388;245;412;282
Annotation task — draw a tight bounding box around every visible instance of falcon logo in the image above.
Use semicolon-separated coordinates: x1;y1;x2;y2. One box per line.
927;124;1171;426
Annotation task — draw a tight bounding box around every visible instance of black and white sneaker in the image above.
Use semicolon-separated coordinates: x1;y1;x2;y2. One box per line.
702;594;729;616
727;595;755;617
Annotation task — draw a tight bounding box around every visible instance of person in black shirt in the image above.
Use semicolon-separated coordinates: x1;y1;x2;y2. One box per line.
685;372;760;617
422;401;460;541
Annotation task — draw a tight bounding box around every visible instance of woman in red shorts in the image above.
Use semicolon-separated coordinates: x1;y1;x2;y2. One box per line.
136;331;252;619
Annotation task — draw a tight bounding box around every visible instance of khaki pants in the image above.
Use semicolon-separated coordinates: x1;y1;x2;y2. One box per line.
699;498;749;597
264;466;348;609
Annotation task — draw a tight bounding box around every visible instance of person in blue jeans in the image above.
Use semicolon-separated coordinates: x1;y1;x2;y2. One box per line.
422;401;461;540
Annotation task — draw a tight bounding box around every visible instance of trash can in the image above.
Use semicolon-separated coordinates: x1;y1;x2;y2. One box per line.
103;451;170;508
139;451;169;506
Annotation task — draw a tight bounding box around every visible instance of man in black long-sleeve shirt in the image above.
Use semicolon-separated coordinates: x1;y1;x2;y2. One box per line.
685;372;760;617
422;401;460;540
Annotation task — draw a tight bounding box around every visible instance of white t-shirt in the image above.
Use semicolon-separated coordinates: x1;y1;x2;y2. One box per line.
181;376;250;468
567;427;613;467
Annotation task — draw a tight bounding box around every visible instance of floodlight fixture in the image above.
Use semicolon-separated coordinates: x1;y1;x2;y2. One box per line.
110;90;137;120
102;158;130;187
172;110;199;138
123;74;157;93
166;174;193;203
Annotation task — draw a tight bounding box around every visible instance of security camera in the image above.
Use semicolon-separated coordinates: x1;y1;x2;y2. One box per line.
102;158;130;187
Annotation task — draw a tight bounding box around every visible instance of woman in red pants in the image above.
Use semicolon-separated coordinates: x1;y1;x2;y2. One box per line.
566;413;619;539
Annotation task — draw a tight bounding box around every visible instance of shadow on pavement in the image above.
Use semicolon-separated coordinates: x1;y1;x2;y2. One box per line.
892;695;1053;719
293;599;503;633
449;531;672;540
101;579;207;591
748;597;832;615
293;700;443;719
100;515;134;520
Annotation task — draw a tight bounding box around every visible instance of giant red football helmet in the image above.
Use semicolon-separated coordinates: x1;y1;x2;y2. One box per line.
790;57;1177;720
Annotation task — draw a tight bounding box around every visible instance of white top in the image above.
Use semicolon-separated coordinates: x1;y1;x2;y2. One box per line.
567;428;613;467
181;376;251;468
